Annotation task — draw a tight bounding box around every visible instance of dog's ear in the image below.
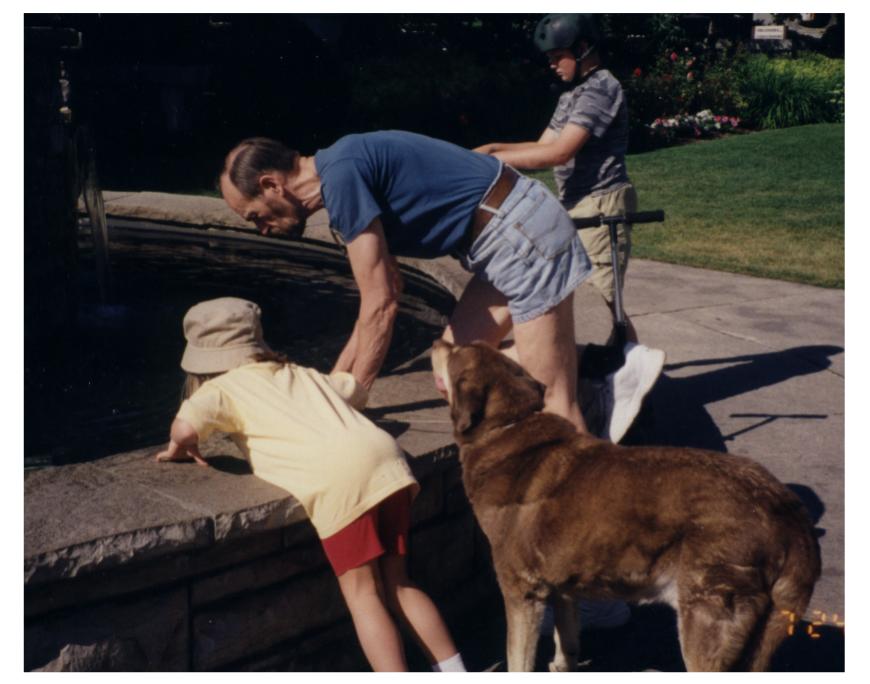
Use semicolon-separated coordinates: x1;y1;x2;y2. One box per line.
529;378;546;408
506;365;546;412
451;378;486;435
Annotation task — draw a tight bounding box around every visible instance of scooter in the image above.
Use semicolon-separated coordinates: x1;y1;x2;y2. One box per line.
575;209;665;380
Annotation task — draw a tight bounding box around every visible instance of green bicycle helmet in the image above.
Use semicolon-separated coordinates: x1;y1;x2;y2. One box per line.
533;13;601;55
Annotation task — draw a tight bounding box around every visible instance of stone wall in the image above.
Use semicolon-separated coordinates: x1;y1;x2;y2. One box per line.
24;201;502;671
25;439;499;671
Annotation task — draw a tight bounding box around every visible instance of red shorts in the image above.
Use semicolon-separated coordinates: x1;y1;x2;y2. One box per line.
320;486;413;577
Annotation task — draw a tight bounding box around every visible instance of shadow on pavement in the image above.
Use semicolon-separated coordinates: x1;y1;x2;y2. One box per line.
453;344;845;672
624;344;843;452
455;598;844;672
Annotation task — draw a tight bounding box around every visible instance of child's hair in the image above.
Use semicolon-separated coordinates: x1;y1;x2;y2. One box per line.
181;349;290;401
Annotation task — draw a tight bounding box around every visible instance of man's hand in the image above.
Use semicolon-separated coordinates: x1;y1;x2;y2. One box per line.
155;418;209;467
338;218;400;390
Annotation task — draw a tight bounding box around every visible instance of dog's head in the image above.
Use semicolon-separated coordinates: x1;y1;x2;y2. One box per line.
431;340;545;442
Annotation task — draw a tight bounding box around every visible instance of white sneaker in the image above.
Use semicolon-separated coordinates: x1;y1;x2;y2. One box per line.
607;343;666;443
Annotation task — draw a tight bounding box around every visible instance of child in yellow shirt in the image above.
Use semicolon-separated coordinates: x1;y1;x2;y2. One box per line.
156;297;464;672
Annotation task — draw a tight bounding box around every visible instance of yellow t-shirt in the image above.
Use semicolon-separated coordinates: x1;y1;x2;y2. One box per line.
176;361;418;538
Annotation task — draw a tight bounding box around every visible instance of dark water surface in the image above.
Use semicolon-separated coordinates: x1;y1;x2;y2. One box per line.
24;222;452;468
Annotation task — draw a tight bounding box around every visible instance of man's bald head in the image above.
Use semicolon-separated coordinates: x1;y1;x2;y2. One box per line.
219;138;307;239
222;137;300;199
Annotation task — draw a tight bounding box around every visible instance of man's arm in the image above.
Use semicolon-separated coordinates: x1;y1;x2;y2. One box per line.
332;217;401;391
474;124;590;170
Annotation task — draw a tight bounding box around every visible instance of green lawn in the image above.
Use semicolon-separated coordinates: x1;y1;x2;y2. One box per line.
530;123;844;288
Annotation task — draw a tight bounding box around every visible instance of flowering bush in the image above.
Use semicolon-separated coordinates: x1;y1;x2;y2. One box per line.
648;110;741;143
624;46;747;150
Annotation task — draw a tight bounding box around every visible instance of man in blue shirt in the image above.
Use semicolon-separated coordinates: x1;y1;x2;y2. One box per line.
219;131;593;435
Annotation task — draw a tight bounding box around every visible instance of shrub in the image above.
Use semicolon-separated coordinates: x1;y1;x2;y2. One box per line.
346;49;553;147
736;53;844;129
625;47;745;150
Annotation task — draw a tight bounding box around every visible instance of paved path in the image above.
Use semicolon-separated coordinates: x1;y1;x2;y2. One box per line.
619;259;844;623
458;258;845;672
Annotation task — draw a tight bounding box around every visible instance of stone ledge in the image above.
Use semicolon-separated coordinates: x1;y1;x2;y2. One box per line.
30;191;473;590
25;415;460;590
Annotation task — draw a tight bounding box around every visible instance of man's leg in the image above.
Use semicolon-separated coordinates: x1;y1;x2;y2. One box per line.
442;273;513;346
513;293;589;434
445;275;589;434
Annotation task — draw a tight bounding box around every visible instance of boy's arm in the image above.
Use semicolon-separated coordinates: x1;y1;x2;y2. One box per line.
155;417;209;467
473;125;590;170
489;124;590;170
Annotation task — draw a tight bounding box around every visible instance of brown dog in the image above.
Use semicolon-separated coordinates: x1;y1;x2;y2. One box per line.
431;340;820;672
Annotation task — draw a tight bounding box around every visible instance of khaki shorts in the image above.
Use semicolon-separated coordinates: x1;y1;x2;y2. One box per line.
568;184;637;306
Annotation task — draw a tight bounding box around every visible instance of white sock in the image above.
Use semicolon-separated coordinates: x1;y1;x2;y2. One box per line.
432;653;466;672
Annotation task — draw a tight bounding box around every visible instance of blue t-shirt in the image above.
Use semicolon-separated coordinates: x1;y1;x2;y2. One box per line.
314;131;500;258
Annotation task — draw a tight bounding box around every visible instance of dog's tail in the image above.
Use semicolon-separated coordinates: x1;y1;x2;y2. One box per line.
746;510;822;671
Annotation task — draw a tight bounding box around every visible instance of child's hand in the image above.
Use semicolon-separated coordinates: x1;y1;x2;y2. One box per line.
155;439;209;467
155;418;208;466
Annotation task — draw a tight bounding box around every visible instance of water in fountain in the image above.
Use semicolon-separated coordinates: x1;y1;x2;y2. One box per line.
24;221;453;468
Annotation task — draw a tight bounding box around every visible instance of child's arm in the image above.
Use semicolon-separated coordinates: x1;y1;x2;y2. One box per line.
155;417;209;467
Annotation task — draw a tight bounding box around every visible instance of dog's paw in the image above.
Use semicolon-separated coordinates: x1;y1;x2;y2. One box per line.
550;658;592;672
548;659;575;673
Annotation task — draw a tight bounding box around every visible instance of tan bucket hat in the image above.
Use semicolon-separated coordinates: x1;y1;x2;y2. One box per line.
181;297;272;374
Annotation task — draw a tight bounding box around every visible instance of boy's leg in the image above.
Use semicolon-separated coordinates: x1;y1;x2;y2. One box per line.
571;185;638;343
336;560;408;672
379;554;463;669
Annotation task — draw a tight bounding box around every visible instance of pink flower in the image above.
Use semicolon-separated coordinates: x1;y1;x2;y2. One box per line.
670;52;678;62
687;71;695;81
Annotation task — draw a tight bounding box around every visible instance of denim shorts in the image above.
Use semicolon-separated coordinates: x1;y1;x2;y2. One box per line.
459;172;592;323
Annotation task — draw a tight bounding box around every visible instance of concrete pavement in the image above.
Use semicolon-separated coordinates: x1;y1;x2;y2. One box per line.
619;258;844;624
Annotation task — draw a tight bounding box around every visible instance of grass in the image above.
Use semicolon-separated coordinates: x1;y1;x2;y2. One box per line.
530;123;844;288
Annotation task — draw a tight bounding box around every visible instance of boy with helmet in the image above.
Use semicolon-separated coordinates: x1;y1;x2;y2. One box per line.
476;13;637;342
475;13;665;447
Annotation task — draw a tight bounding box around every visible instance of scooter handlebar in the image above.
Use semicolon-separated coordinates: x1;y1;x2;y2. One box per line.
572;209;665;229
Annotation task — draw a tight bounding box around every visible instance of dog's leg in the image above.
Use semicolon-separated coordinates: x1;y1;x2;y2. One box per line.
549;594;579;672
504;591;546;672
677;592;770;671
